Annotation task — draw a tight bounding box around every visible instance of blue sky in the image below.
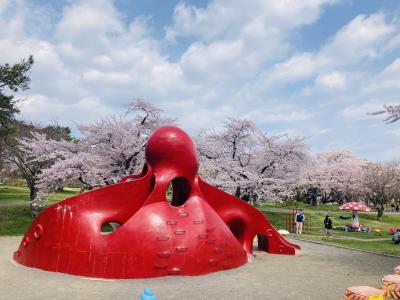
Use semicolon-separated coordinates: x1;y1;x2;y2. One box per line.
1;0;400;160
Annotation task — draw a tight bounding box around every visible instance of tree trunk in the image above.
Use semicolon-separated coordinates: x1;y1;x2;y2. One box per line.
79;176;93;192
29;186;38;201
21;173;40;217
234;186;241;198
28;184;39;217
377;206;384;220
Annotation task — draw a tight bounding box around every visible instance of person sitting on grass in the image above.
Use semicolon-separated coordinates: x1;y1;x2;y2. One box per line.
324;215;333;237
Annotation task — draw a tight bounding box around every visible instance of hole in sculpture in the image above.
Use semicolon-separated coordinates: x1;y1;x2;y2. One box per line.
227;219;246;246
166;177;191;207
256;234;267;251
101;221;122;234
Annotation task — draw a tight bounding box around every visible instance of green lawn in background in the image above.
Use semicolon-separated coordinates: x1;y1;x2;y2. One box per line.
295;234;400;256
260;202;341;212
0;185;80;235
0;185;79;206
261;208;400;256
46;187;80;204
0;185;30;205
0;207;32;236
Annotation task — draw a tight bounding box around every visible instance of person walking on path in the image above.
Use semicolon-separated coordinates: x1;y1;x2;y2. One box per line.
295;209;305;234
324;215;333;237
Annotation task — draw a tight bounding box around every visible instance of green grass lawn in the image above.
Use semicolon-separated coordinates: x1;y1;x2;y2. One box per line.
261;209;400;256
0;185;79;206
0;207;32;236
0;185;80;236
0;185;31;206
293;234;400;256
260;202;341;212
305;211;399;236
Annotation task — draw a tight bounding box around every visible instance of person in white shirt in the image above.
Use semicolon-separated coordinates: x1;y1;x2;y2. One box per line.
294;209;305;234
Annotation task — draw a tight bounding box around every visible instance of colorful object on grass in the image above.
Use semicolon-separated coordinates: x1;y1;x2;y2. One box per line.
339;202;371;228
13;126;299;279
337;224;370;232
389;227;398;234
381;275;400;299
343;286;385;300
139;288;157;300
373;229;382;236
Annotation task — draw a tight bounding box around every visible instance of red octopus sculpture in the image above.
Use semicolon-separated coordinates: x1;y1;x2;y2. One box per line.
13;126;300;278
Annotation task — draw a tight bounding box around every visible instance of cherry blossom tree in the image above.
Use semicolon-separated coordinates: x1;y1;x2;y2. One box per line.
254;133;310;201
196;118;310;203
370;105;400;123
196;118;258;200
19;99;173;197
362;160;400;219
0;121;72;211
300;150;365;205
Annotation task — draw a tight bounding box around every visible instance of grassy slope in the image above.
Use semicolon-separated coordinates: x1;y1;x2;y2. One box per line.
0;185;79;236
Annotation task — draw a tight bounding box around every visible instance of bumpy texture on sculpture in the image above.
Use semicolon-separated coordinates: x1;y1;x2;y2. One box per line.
13;126;300;278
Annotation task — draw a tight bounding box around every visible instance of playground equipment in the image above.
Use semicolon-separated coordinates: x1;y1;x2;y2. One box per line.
343;265;400;300
381;275;400;299
13;126;299;279
395;265;400;275
339;202;371;228
342;286;384;300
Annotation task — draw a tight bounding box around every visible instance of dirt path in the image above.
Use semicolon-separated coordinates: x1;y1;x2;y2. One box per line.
1;236;399;300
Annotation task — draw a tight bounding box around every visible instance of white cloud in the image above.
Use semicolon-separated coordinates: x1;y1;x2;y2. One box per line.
386;128;400;138
20;94;111;124
341;102;386;120
166;0;335;42
243;105;313;124
321;13;396;62
180;40;247;83
55;0;123;47
58;42;83;60
315;71;347;90
0;0;8;15
168;0;336;85
312;128;331;136
267;13;399;86
266;53;320;83
365;58;400;93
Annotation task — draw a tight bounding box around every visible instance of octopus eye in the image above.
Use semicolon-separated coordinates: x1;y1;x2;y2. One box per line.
166;177;191;207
